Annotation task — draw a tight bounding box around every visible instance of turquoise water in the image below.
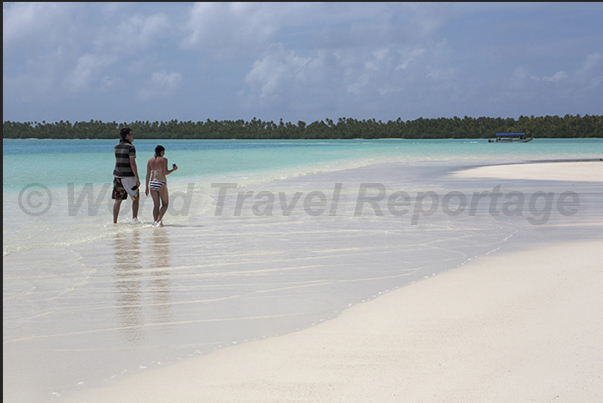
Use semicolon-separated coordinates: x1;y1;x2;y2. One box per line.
3;138;602;258
3;138;602;403
4;138;602;191
4;138;601;257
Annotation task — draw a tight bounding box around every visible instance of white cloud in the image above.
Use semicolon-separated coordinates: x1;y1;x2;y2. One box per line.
512;52;602;95
243;44;311;105
231;2;464;117
5;6;171;99
61;53;118;94
2;2;81;53
236;5;441;54
136;71;183;101
540;71;568;83
347;47;394;95
96;2;128;18
396;48;427;70
95;13;171;53
572;52;603;91
181;3;280;56
3;43;80;102
3;3;603;122
242;38;454;114
402;2;455;40
495;51;603;116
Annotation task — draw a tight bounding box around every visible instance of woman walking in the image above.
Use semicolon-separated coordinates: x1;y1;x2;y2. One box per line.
145;145;178;227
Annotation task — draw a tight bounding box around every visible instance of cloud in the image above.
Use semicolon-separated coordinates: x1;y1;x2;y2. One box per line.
95;13;171;53
2;2;82;53
181;2;454;58
3;3;173;101
492;51;603;117
61;53;118;94
346;47;396;95
181;3;282;56
572;52;603;91
241;44;309;108
516;52;603;92
136;71;183;101
96;2;128;18
540;71;568;83
241;38;455;117
396;48;427;71
3;3;603;123
232;2;463;118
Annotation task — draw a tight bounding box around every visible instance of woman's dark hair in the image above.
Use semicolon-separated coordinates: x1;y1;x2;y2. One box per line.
155;145;165;157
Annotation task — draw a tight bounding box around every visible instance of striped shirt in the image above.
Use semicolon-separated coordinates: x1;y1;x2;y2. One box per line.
113;139;136;177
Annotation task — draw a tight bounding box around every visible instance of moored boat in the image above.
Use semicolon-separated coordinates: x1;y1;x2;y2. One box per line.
489;133;533;143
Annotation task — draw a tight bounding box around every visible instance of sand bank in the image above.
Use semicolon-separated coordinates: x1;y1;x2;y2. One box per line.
453;160;602;182
67;161;603;403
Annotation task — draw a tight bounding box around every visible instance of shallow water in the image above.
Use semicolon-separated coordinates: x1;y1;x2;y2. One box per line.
3;138;602;402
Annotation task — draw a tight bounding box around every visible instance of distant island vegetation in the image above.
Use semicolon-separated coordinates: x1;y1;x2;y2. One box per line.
3;114;602;139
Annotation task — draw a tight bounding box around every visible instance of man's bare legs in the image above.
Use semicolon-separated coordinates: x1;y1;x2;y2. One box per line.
113;198;140;223
113;199;122;223
132;197;139;220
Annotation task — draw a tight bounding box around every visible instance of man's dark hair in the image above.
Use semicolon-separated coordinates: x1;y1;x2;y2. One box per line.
120;127;132;140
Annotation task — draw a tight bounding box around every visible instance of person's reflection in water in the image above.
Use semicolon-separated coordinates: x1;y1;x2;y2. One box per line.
112;229;144;344
149;227;173;337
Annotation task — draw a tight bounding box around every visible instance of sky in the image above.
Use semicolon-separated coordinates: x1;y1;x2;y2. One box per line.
3;2;603;124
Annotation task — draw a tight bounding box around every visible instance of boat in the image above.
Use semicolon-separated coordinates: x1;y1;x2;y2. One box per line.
488;133;533;143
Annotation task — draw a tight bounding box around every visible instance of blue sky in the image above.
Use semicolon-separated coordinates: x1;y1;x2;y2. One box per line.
3;2;602;124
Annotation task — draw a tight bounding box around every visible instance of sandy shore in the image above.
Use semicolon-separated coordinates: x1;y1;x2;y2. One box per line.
453;160;602;182
68;161;603;403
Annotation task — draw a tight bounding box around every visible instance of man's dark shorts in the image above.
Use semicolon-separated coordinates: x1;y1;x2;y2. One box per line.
112;177;139;200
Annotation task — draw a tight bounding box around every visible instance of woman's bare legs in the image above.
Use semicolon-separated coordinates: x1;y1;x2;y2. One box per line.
151;189;161;223
152;185;169;226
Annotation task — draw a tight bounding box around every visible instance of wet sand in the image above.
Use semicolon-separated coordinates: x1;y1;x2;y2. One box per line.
66;161;603;402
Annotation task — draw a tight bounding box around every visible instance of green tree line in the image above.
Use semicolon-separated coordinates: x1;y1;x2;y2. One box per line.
3;114;602;139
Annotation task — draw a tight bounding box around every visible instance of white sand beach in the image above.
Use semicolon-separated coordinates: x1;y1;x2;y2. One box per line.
67;161;603;403
454;160;602;182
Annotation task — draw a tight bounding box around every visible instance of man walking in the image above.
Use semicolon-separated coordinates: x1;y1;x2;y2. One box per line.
112;127;141;224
